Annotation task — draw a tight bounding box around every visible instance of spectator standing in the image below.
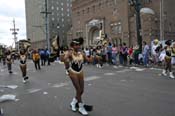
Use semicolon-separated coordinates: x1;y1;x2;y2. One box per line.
142;41;150;67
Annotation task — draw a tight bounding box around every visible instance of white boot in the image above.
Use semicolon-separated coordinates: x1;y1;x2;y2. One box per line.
96;64;99;68
0;108;3;115
78;103;88;115
169;72;175;79
70;98;78;112
162;70;167;76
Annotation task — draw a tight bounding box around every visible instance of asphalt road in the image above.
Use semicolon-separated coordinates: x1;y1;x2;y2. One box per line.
0;60;175;116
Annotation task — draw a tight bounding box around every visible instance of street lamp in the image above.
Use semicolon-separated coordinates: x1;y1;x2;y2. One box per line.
128;0;142;51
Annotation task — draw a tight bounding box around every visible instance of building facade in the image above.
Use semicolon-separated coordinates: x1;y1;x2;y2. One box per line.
72;0;175;47
25;0;72;49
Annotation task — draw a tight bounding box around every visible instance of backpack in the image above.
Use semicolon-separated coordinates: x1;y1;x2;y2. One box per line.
33;53;40;61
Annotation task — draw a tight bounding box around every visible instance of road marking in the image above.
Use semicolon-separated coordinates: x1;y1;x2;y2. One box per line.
43;92;48;95
84;76;101;81
113;66;119;69
0;85;18;89
52;83;69;88
28;89;41;93
130;67;145;72
120;80;127;82
0;94;17;103
116;69;130;73
149;67;162;71
104;73;115;76
0;89;4;92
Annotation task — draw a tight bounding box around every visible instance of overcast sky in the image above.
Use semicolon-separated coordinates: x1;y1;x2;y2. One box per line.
0;0;26;47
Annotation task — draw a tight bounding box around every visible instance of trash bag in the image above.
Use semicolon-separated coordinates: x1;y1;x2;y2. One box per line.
0;94;16;103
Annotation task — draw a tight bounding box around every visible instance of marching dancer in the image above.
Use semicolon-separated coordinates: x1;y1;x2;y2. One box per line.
162;40;174;78
19;49;29;83
61;37;93;115
6;50;13;74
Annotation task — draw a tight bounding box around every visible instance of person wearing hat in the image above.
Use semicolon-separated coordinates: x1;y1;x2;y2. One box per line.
162;40;174;78
19;49;29;83
62;37;93;115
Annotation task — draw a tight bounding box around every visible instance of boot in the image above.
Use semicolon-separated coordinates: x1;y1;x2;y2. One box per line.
96;64;99;68
78;103;88;115
70;98;78;112
162;70;167;76
23;76;29;83
169;72;175;79
0;108;3;115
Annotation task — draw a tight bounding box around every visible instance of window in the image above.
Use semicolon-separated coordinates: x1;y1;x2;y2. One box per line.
144;0;152;3
114;0;117;5
106;0;108;5
92;5;95;12
87;7;90;13
62;18;64;22
111;22;122;34
99;3;101;8
82;10;85;14
51;6;54;10
77;11;80;16
67;3;69;7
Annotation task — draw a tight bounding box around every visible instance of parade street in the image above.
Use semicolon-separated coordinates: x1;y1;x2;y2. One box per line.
0;61;175;116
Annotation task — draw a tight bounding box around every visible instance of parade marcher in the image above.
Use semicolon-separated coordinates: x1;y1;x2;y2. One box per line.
2;49;6;66
61;37;93;115
171;42;175;65
0;108;3;115
162;40;174;78
95;46;103;68
101;45;107;64
19;49;29;83
6;50;13;73
32;50;41;70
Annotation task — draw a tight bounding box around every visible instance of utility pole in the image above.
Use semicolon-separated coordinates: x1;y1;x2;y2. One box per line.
41;0;51;51
128;0;142;51
160;0;164;41
10;19;19;50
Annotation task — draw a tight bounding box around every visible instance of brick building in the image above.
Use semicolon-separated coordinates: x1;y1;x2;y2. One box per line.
71;0;175;47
